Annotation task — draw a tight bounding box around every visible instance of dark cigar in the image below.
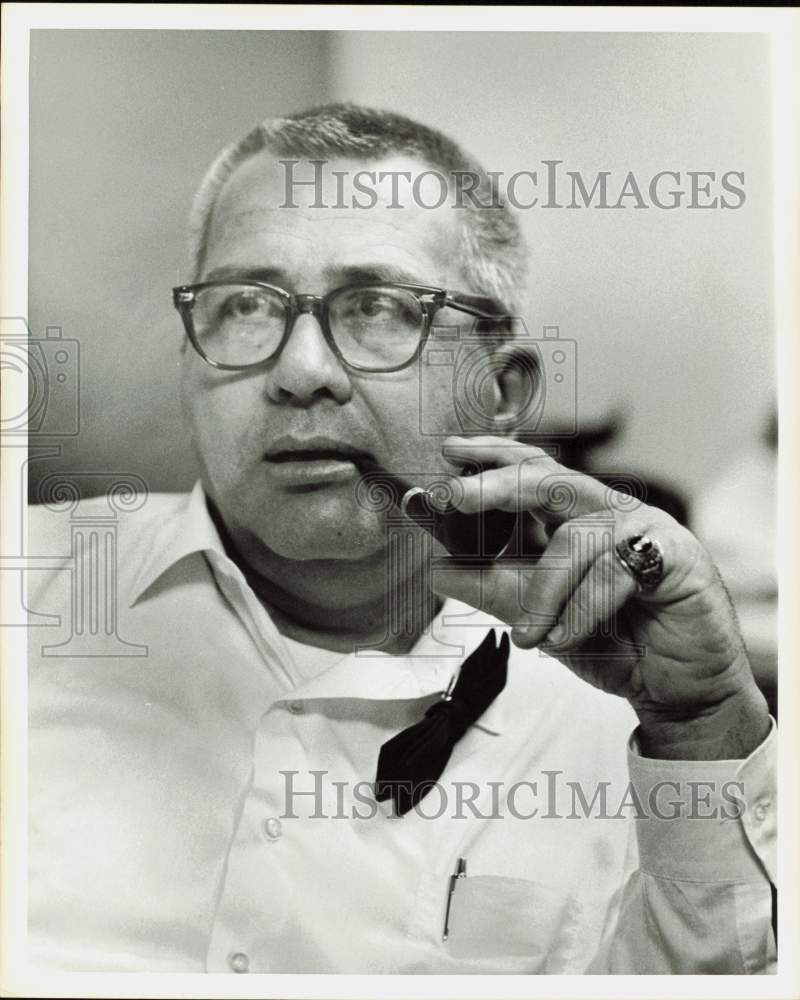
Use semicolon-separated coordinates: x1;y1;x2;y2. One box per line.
357;458;517;561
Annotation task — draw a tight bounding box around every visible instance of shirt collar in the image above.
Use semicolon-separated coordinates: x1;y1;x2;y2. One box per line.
127;481;505;734
127;481;223;607
281;625;505;736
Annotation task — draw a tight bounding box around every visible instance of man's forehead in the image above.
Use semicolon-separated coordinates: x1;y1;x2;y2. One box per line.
204;151;466;285
214;150;458;214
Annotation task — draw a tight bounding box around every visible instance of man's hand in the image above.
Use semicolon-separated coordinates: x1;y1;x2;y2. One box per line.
431;436;771;761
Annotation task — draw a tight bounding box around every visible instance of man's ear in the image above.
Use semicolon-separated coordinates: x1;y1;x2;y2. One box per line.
487;344;540;434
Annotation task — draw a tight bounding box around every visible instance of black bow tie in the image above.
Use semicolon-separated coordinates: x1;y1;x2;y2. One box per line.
374;629;509;816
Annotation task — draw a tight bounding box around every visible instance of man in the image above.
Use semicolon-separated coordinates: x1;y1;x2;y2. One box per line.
27;104;775;974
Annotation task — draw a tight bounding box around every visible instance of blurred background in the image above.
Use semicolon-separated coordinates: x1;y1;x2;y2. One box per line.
26;30;777;709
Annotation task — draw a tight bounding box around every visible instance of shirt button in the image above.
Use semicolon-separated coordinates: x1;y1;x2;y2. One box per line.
263;817;283;841
288;700;304;714
228;951;249;974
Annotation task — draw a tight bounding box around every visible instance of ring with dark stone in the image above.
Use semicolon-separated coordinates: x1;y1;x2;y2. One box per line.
614;533;665;592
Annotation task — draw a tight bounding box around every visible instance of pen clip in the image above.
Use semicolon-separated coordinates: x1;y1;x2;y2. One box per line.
442;856;468;941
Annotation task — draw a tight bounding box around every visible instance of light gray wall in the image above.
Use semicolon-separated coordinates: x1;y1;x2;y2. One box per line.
28;29;331;497
28;30;774;508
329;31;775;502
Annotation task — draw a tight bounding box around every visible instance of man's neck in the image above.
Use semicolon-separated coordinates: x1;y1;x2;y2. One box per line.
207;500;440;655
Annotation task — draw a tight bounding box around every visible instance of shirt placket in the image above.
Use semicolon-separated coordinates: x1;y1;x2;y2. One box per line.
203;639;468;974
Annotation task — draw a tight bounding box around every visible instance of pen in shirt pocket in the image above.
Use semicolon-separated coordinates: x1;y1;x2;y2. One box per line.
442;856;467;941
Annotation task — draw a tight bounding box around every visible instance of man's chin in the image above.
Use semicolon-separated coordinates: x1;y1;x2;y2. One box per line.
266;532;385;563
244;495;388;563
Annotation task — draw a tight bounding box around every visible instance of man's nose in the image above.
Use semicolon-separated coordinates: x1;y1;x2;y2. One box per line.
263;311;352;405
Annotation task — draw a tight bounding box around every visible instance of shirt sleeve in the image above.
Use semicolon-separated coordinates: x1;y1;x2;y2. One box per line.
589;718;776;974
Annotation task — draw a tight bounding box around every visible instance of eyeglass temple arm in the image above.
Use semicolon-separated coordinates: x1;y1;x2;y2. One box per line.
444;294;512;320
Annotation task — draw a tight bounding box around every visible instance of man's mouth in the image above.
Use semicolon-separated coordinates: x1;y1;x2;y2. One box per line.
268;448;365;463
263;438;373;488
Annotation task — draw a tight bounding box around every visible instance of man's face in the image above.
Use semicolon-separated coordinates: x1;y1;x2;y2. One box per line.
180;152;502;562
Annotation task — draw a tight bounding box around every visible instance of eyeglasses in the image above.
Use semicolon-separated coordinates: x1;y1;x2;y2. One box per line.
172;280;508;373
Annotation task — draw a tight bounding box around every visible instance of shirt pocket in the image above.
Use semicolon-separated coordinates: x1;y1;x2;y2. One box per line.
410;870;583;973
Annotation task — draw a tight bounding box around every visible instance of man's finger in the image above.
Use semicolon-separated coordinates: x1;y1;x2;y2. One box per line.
533;547;639;655
442;434;537;468
430;513;621;637
430;562;529;625
443;435;632;525
509;514;625;647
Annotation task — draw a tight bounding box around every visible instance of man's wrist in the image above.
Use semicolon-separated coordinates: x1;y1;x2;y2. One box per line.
636;683;771;761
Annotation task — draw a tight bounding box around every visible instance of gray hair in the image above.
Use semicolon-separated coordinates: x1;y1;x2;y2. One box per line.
188;103;528;312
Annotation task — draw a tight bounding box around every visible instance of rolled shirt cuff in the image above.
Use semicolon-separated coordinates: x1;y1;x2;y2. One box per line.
627;717;776;882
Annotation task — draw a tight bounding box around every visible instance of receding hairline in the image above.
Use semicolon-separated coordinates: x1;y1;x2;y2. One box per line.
212;146;481;208
199;149;481;284
189;104;529;311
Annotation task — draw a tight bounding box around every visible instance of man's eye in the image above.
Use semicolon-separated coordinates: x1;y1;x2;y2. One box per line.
221;292;277;321
354;293;399;319
343;290;421;328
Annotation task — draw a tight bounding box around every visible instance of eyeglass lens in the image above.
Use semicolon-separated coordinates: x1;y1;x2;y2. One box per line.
190;283;426;369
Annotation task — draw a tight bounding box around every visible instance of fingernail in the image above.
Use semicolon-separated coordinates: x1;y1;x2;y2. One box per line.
511;620;542;645
545;622;568;646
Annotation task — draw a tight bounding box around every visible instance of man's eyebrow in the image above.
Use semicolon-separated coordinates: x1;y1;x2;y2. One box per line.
202;263;436;288
334;264;433;287
203;265;286;283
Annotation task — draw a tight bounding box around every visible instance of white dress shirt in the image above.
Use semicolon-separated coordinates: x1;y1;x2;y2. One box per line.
27;484;776;974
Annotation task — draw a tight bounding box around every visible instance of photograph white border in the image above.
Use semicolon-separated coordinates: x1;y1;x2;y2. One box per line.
2;5;798;998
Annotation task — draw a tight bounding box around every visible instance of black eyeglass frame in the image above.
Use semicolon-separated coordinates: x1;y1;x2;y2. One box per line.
172;280;508;374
